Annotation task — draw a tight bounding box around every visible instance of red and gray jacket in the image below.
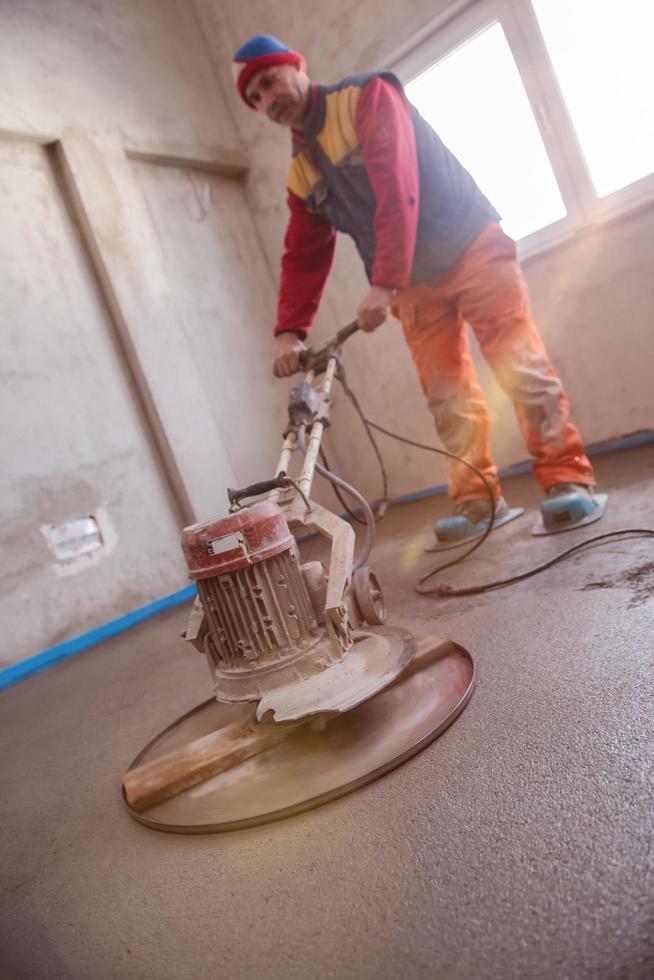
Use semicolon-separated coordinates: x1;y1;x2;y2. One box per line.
276;71;499;337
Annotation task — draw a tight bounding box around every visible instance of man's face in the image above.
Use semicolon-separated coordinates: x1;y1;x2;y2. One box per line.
245;63;310;127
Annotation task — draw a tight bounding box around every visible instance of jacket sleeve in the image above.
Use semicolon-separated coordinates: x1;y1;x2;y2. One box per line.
355;76;420;290
275;191;337;337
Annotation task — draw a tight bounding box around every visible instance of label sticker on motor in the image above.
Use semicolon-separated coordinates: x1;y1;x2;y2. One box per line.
207;532;246;557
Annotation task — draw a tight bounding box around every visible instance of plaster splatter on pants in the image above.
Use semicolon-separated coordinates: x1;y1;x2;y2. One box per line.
392;222;595;501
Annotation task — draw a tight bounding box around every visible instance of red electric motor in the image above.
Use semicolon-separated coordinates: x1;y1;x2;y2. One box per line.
181;501;342;703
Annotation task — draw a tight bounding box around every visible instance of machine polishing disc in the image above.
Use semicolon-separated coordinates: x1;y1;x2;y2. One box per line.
123;636;474;834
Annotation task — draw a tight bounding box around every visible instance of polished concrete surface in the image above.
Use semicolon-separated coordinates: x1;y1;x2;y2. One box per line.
1;446;653;980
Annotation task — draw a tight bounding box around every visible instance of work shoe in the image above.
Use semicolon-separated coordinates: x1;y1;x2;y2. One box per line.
539;482;600;532
434;496;510;544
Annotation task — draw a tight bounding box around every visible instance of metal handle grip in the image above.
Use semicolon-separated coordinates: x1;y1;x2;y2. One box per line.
298;320;360;373
334;320;360;345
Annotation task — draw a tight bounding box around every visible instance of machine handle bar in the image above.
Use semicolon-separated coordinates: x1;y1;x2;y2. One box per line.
298;320;359;373
334;319;360;346
228;475;291;507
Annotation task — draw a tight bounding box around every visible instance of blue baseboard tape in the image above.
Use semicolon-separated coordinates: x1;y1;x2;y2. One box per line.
2;429;652;692
0;583;197;691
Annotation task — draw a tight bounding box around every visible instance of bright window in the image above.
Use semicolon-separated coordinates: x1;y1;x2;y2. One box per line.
405;22;566;241
532;0;654;198
396;0;654;253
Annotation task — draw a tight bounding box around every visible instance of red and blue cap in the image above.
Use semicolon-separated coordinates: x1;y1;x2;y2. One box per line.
233;34;306;108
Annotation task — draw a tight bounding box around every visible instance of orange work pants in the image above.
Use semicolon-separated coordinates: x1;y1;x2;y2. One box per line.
392;222;595;501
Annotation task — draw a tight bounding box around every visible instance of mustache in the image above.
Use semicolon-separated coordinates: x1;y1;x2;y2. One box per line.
268;100;293;122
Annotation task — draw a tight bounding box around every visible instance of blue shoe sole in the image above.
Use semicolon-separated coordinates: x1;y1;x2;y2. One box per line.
425;506;525;553
531;493;608;536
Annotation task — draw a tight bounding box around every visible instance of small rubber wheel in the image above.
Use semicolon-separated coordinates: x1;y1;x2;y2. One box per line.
353;567;386;625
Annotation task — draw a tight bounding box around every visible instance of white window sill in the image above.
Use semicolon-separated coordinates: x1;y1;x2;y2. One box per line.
517;189;654;266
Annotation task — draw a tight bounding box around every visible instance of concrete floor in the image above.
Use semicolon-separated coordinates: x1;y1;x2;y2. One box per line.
1;445;653;980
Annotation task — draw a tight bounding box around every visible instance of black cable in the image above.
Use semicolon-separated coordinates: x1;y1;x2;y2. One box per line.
336;368;654;597
297;425;375;571
335;363;390;516
336;365;498;581
283;476;312;515
319;446;367;525
422;530;654;596
361;417;502;588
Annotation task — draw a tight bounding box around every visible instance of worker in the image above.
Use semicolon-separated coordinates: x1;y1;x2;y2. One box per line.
232;34;601;539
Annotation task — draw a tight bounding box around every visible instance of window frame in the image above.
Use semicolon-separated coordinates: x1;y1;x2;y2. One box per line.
389;0;654;260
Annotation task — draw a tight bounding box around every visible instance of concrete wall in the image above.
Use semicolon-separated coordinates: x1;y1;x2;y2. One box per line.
196;0;654;501
0;139;185;666
0;0;284;667
3;0;653;669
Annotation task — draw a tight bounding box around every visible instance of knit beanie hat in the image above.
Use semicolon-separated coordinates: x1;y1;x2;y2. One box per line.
232;34;306;108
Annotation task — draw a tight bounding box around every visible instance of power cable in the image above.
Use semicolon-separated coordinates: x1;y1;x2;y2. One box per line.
320;446;365;525
335;362;654;597
296;425;376;571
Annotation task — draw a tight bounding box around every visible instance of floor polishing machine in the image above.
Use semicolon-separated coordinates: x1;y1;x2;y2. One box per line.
122;322;474;833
